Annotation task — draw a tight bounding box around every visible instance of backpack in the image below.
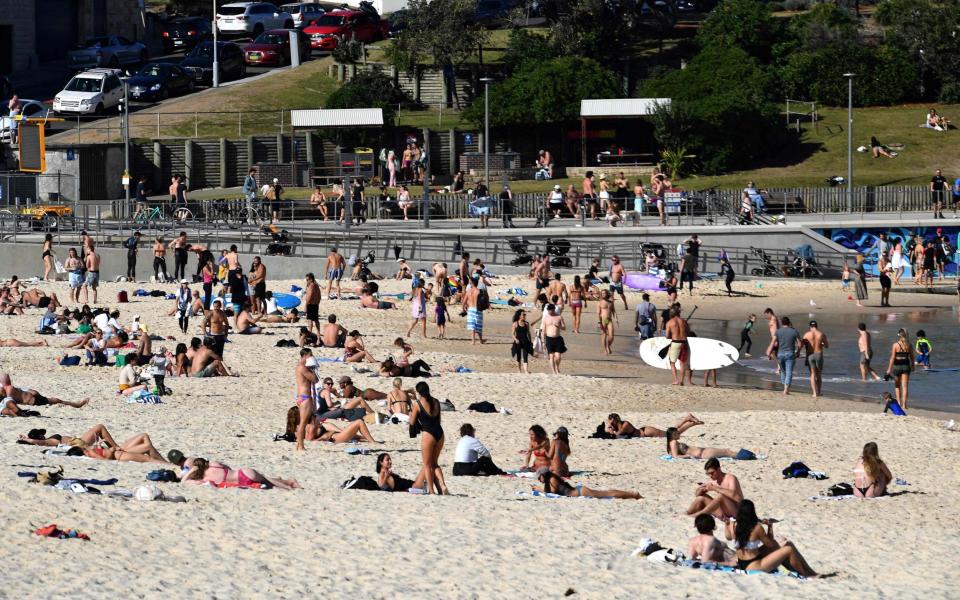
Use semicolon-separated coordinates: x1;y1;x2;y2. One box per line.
782;461;811;479
476;287;490;311
117;290;128;303
826;482;853;497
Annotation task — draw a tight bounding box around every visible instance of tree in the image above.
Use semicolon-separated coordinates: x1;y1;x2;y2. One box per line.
325;69;411;144
461;56;619;127
695;0;778;60
501;28;555;72
387;0;488;73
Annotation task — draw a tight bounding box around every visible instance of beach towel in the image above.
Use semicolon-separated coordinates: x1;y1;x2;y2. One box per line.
515;490;611;500
466;308;483;332
505;287;528;296
127;391;162;404
630;539;805;579
660;451;764;462
34;524;90;540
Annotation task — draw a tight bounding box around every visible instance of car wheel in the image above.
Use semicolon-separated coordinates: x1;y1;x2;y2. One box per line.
239;64;247;78
284;20;294;29
253;23;264;36
94;103;104;116
159;89;169;101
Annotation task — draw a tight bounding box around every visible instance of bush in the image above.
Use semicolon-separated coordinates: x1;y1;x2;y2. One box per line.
783;0;810;11
326;69;412;129
938;81;960;103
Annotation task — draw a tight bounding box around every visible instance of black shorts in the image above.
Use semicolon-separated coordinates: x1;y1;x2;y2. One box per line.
544;335;566;354
306;303;319;321
32;393;48;406
37;297;50;308
254;282;266;299
583;194;598;205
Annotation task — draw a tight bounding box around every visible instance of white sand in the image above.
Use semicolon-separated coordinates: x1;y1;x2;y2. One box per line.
0;274;957;598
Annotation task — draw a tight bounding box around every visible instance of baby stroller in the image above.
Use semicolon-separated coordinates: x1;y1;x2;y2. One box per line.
266;229;292;256
509;238;533;266
546;238;573;268
750;246;780;277
356;250;376;279
788;244;822;278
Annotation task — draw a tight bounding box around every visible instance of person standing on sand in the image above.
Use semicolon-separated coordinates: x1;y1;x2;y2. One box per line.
463;275;485;345
294;348;318;451
665;304;690;386
203;302;229;358
153;236;167;282
542;303;566;374
802;320;828;398
303;273;321;337
687;458;743;519
773;317;802;395
457;252;470;303
82;248;100;304
324;247;346;299
596;290;617;355
738;314;756;357
609;255;628;309
763;308;780;370
546;273;568;309
857;323;881;381
885;328;913;409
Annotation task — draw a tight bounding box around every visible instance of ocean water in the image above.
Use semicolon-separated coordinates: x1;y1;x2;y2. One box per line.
632;307;960;413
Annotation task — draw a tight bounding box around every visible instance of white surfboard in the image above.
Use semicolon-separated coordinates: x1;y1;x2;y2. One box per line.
639;336;740;371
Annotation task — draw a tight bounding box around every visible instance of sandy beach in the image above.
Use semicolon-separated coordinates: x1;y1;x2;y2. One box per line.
1;271;958;598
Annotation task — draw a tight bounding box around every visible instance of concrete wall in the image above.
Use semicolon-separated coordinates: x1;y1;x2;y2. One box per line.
0;1;36;72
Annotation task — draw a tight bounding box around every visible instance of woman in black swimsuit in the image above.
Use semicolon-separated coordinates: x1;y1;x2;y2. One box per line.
41;233;54;281
408;381;448;494
723;499;820;577
885;328;914;409
511;309;534;374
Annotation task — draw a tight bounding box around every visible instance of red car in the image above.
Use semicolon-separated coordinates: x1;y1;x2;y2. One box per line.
242;29;311;66
303;10;389;51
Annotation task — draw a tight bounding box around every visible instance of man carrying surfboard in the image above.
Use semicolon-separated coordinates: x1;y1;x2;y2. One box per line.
665;305;691;386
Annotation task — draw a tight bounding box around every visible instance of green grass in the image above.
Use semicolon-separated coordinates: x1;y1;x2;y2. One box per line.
679;104;960;191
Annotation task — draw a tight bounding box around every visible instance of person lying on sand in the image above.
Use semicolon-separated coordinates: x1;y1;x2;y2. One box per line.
338;376;388;401
723;499;823;578
667;427;753;461
606;413;703;438
18;423;120;449
688;514;734;564
181;457;299;490
0;338;48;347
0;373;89;409
1;397;39;417
378;356;432;378
533;467;642;499
360;289;395;310
257;308;299;324
686;458;744;519
19;425;169;464
285;407;382;443
20;288;61;310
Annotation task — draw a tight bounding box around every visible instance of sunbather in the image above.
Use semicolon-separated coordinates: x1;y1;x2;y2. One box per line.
0;373;89;409
667;427;744;459
0;338;48;347
853;442;892;498
607;413;703;438
20;425;168;464
723;499;822;577
17;423;121;449
181;457;299;490
285;407;383;443
533;467;641;499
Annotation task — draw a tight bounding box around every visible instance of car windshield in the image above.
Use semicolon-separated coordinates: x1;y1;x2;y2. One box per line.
188;43;216;58
314;15;345;25
83;37;110;48
254;33;287;45
64;77;102;93
138;64;166;77
218;6;247;15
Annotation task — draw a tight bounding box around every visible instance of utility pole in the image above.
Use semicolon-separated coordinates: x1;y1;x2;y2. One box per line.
212;0;220;88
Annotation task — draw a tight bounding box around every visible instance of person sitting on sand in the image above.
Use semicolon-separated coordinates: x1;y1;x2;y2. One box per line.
0;288;24;315
606;413;703;438
533;467;642;499
686;458;744;519
395;259;412;280
550;426;572;477
378;356;432;378
181;457;299;490
377;453;415;491
343;331;377;363
338;376;388;402
312;375;380;421
118;354;149;396
234;301;263;334
189;337;234;377
853;442;893;498
667;427;753;461
0;338;48;347
285;406;382;444
173;343;190;376
522;425;551;472
0;373;89;409
724;499;822;577
321;314;348;347
688;514;733;564
453;423;505;476
386;378;414;416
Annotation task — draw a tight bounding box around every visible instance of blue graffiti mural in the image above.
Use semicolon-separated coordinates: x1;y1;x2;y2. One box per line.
814;226;958;276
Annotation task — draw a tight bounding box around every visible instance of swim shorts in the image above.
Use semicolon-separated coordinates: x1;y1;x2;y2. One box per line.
667;340;689;363
328;268;343;281
306;303;319;321
859;350;872;365
69;273;83;288
191;365;216;378
85;271;100;287
808;352;823;371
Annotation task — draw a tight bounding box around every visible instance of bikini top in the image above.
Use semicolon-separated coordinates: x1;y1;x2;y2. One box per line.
735;539;764;551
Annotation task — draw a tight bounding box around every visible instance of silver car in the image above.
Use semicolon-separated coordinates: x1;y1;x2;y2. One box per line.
281;2;328;28
68;35;148;70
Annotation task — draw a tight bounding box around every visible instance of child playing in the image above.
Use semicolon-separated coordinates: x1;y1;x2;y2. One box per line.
149;347;172;395
605;205;623;227
737;314;756;358
841;264;851;291
915;330;932;369
882;391;907;416
879;264;892;307
687;514;730;564
434;296;450;339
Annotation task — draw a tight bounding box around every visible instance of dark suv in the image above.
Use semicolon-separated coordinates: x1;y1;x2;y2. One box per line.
180;41;246;85
161;17;214;53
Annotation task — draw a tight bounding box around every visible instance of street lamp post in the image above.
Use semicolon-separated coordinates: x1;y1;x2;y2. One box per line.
479;77;492;224
212;1;220;88
122;82;130;218
843;73;854;213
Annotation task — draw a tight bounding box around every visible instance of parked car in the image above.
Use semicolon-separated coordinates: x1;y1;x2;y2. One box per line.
52;68;124;115
126;63;194;101
180;41;246;85
68;36;148;70
243;29;311;66
281;2;328;28
161;16;213;53
387;9;408;38
303;9;389;51
0;99;50;143
216;2;294;37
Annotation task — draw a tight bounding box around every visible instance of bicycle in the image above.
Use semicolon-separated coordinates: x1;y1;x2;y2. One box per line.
133;204;164;225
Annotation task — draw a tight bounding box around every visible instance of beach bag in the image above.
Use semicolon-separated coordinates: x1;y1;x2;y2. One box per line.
476;288;490;311
826;482;853;497
117;290;128;303
146;469;178;482
59;355;81;366
782;461;811;479
532;329;545;355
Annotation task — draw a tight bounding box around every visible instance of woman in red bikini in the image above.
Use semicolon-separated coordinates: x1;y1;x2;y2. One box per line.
522;425;551;472
19;425;170;464
182;457;299;490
